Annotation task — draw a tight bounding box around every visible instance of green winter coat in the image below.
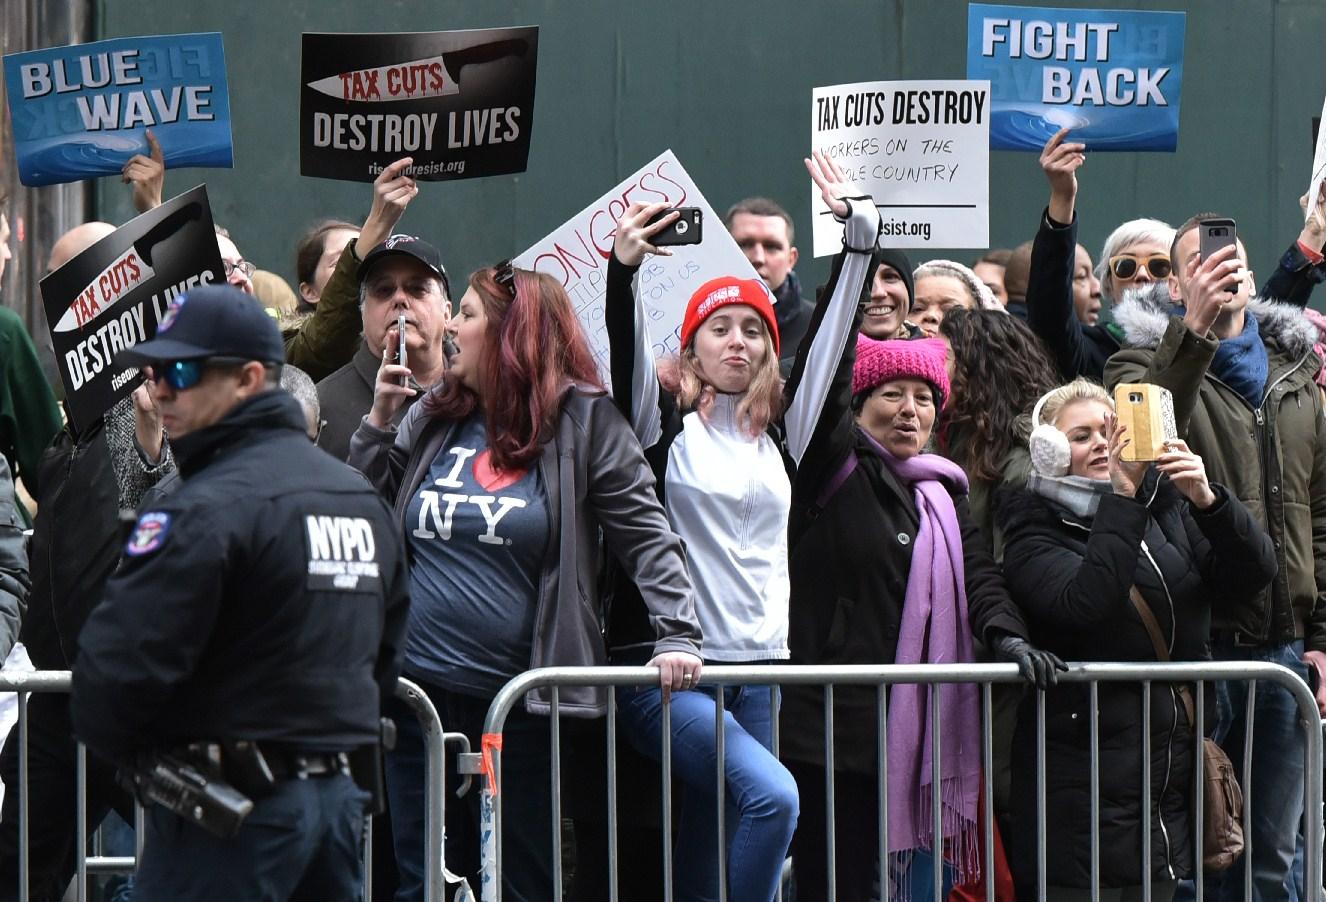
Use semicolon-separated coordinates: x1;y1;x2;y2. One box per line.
0;305;62;516
1105;285;1326;647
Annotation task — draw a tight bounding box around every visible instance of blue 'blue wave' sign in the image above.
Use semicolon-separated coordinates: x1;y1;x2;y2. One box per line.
4;33;233;187
967;5;1185;152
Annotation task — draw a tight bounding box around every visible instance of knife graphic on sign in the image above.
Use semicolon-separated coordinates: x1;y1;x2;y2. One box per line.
51;201;205;333
306;38;531;102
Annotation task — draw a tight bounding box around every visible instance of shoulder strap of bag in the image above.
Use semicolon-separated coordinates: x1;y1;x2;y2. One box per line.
1128;586;1196;728
1128;586;1169;662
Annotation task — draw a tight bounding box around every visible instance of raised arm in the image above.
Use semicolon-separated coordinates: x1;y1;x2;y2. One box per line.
783;152;880;466
605;202;679;449
1025;129;1100;380
1260;186;1326;307
121;129;165;214
286;158;420;380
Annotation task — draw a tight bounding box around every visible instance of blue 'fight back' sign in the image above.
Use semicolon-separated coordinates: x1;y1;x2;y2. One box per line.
4;32;234;187
967;5;1185;152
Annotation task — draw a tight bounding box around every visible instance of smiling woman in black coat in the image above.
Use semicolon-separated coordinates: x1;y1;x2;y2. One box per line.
996;379;1276;901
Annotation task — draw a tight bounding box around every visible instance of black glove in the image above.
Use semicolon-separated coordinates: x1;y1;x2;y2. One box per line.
993;633;1067;690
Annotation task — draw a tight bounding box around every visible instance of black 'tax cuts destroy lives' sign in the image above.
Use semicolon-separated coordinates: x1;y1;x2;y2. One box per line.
300;27;539;183
41;185;222;433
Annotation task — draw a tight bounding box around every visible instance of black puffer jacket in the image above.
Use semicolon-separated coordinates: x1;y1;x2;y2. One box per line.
996;475;1276;887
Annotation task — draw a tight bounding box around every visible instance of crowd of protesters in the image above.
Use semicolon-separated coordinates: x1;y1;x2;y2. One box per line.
1;109;1326;902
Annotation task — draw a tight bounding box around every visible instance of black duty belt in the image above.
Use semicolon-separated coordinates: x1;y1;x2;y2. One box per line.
262;748;351;781
180;741;351;783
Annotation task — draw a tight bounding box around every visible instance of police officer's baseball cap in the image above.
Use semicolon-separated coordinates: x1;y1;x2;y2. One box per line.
117;284;286;366
357;234;451;298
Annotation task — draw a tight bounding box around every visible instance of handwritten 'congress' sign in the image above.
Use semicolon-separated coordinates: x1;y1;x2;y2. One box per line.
513;150;758;388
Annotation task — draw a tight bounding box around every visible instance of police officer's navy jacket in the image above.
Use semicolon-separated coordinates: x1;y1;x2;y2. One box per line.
72;390;410;764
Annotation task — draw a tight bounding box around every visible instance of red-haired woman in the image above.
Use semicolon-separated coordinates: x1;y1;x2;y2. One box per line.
349;264;702;902
600;153;879;902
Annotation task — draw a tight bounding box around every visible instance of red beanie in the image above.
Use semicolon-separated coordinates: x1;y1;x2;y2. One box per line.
680;276;780;355
852;336;951;406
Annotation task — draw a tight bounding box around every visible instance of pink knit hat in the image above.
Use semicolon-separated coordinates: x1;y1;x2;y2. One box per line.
852;335;951;406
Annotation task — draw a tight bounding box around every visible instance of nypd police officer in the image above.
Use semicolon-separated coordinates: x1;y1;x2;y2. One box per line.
71;284;409;901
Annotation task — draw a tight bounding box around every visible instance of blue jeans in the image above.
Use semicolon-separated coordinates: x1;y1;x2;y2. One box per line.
133;773;368;901
1184;641;1308;902
384;683;553;902
617;682;798;902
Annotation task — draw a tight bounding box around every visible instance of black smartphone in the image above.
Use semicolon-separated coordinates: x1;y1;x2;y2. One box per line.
396;314;409;387
1198;218;1237;263
649;207;703;246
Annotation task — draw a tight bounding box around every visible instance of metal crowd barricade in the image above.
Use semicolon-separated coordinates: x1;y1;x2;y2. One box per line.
478;662;1325;902
0;672;458;902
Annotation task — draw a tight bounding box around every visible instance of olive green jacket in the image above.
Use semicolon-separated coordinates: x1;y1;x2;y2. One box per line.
282;240;364;382
1105;285;1326;648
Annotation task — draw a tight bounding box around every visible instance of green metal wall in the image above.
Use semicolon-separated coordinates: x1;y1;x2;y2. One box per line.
95;0;1326;304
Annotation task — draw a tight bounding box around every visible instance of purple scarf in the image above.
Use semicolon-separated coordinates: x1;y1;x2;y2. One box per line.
861;428;981;888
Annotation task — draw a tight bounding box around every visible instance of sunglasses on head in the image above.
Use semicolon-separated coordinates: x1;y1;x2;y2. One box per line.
1109;254;1172;281
493;258;516;295
147;357;254;390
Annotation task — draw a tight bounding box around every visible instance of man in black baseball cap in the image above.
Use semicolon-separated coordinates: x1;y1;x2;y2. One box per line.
118;283;285;439
355;233;449;294
315;234;452;461
72;279;408;899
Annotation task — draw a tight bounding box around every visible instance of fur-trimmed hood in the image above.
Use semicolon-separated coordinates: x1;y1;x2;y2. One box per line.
1111;282;1320;362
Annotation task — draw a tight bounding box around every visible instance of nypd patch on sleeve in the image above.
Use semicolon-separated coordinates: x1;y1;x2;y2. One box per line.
126;512;171;556
304;515;382;592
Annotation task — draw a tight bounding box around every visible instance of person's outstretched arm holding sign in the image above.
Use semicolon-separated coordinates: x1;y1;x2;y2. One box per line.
122;130;165;214
284;157;420;381
1024;128;1112;382
1260;184;1326;306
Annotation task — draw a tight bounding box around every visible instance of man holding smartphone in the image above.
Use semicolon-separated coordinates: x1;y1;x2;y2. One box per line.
1105;215;1326;902
316;236;451;462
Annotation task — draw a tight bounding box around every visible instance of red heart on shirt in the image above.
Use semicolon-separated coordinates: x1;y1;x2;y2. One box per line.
473;450;526;492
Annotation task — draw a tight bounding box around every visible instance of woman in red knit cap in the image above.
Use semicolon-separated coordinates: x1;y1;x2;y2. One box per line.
599;152;877;902
781;332;1063;902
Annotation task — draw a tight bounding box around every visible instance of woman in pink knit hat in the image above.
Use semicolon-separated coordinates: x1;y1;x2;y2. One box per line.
781;331;1063;901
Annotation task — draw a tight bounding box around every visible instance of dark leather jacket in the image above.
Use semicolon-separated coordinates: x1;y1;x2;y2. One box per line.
349;386;701;716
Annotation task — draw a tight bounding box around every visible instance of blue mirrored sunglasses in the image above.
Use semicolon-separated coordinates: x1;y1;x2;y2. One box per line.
147;357;252;390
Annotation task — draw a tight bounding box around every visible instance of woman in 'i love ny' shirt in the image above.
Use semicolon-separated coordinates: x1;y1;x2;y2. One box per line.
350;261;702;902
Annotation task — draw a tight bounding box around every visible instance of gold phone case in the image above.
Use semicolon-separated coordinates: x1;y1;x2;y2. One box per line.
1113;383;1177;462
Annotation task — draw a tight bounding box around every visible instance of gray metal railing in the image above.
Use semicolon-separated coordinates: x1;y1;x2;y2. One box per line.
478;662;1325;902
0;672;459;902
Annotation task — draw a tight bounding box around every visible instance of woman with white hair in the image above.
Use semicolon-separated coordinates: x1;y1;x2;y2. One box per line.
908;259;1004;337
1096;218;1176;306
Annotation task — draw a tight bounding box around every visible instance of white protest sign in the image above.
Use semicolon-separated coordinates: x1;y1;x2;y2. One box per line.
514;149;759;388
811;80;991;256
1308;93;1326;224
